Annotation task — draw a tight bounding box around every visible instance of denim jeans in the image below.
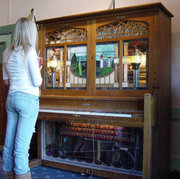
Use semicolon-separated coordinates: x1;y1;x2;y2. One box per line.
3;91;39;175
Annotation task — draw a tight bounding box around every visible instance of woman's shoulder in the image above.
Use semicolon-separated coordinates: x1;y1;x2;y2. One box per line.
26;46;38;63
27;46;37;54
26;46;37;58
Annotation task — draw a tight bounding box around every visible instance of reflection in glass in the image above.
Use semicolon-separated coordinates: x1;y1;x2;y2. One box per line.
122;39;148;89
66;45;87;89
96;42;119;90
42;120;143;174
46;47;64;88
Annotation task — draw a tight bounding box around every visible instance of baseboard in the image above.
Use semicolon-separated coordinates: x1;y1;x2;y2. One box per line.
0;145;3;154
29;158;42;168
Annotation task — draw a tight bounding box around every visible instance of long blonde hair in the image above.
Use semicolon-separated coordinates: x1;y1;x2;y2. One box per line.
6;17;37;59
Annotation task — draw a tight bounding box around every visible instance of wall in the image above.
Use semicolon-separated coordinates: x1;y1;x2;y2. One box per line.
0;0;179;33
1;0;180;171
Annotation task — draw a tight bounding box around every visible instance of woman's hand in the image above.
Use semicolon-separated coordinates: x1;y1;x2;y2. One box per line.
38;57;43;70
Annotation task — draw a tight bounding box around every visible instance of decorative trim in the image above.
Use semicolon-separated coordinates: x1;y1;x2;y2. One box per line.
39;109;132;118
97;20;148;39
46;28;87;44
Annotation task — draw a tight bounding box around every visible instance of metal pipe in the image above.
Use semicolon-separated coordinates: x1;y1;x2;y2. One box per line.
113;0;115;9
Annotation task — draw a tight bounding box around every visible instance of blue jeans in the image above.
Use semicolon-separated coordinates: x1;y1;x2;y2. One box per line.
3;91;39;175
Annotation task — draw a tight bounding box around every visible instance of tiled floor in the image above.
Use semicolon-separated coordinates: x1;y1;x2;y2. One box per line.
0;154;107;179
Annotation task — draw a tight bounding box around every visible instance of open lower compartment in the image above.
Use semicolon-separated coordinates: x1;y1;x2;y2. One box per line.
41;120;143;177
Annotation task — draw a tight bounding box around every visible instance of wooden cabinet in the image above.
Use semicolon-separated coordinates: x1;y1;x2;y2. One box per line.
36;3;173;179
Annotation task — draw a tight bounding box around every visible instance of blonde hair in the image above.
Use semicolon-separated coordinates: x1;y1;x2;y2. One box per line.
13;17;37;50
6;17;37;58
4;17;38;67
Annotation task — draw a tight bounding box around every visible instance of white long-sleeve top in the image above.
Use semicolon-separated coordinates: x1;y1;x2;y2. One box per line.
3;46;42;96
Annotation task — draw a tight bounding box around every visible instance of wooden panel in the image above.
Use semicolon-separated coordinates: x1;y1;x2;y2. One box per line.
29;158;42;168
0;64;8;145
38;113;144;128
40;96;144;112
39;97;144;127
154;10;171;179
38;24;46;90
86;20;92;94
143;94;156;179
37;121;42;159
42;160;142;179
90;19;96;95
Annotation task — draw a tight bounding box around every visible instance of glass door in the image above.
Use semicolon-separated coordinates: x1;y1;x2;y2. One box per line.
45;26;88;90
122;39;149;89
96;42;119;90
42;120;143;175
95;19;149;92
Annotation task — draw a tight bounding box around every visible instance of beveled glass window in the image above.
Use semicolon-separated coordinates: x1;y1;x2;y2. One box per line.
45;47;64;89
97;20;148;39
96;20;149;91
45;27;87;90
96;42;119;90
46;28;87;44
44;20;149;92
122;39;149;89
66;45;87;89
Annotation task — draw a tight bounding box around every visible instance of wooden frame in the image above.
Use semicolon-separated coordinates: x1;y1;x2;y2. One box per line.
30;93;155;179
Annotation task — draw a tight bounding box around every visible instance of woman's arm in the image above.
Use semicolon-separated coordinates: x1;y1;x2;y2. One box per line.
27;47;42;87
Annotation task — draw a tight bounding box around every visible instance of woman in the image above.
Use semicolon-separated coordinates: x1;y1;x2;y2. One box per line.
2;17;42;179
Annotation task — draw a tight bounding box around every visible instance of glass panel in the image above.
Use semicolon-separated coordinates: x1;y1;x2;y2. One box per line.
96;42;119;90
46;28;87;45
96;20;148;40
122;39;148;89
42;120;143;174
66;45;87;89
45;47;64;89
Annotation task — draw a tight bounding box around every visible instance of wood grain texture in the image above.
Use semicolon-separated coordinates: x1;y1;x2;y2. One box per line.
35;3;172;179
